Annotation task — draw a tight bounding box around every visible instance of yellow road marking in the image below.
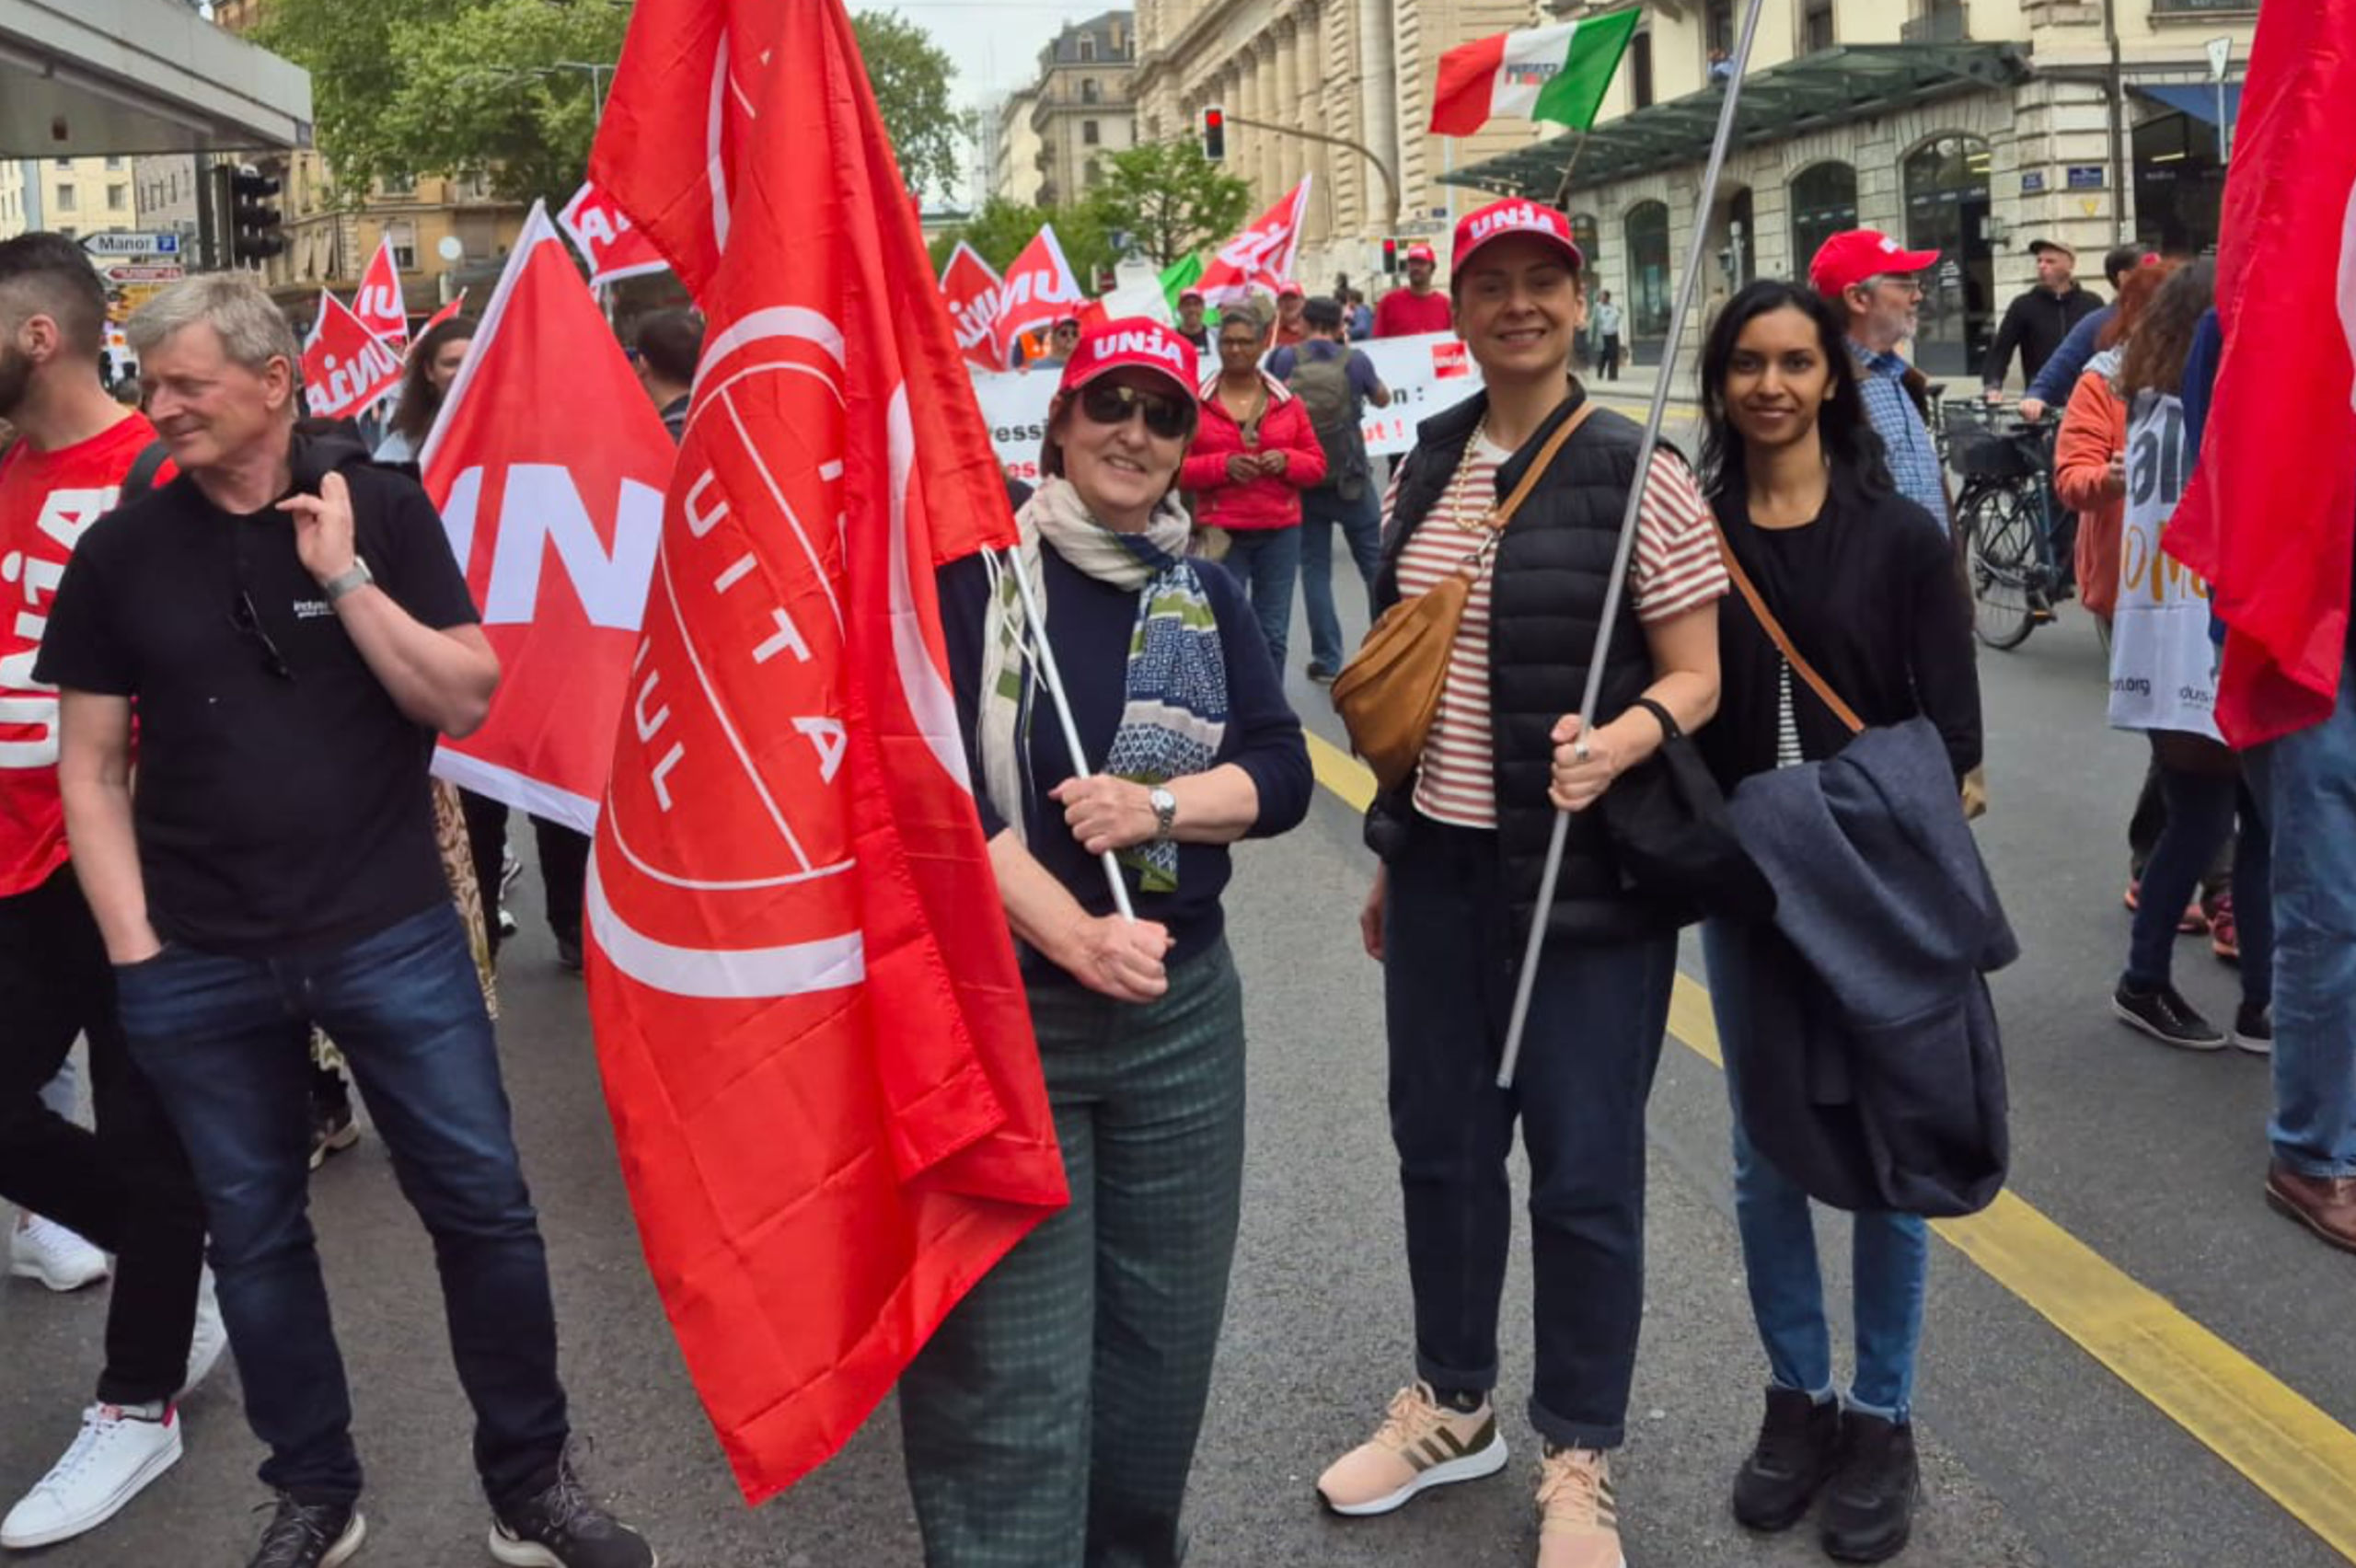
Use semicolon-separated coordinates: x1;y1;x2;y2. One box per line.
1301;728;2356;1561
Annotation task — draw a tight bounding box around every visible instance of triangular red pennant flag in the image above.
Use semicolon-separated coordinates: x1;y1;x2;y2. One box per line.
300;290;403;421
993;223;1084;368
587;0;1066;1504
1195;178;1313;308
937;241;1005;373
418;202;675;832
421;290;469;335
353;236;410;344
558;180;670;287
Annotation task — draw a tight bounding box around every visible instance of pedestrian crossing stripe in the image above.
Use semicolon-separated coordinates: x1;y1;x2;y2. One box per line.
1302;729;2356;1563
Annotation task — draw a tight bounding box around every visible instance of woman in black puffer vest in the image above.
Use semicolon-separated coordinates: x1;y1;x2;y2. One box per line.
1314;199;1727;1568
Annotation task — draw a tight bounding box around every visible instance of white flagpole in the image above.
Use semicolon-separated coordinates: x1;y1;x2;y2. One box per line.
1496;0;1770;1090
1002;547;1139;922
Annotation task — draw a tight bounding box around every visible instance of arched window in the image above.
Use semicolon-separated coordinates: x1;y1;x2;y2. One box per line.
1901;133;1994;374
1788;161;1857;276
1570;213;1602;271
1624;201;1671;357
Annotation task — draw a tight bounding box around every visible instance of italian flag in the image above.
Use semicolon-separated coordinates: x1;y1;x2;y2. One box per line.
1429;11;1641;137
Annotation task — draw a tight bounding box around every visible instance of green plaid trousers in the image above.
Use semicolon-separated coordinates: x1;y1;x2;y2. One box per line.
900;939;1246;1568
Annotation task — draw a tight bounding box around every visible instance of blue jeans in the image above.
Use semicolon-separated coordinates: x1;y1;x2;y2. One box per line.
1703;920;1929;1422
1382;813;1676;1449
2246;639;2356;1177
2123;744;2271;1009
1218;525;1301;674
1298;487;1382;674
115;903;569;1506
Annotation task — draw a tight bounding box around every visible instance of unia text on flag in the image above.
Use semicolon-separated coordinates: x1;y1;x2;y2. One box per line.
1195;178;1312;309
937;240;1007;373
585;0;1068;1505
994;222;1084;367
299;289;403;421
2164;0;2356;747
353;235;410;345
417;202;676;835
1429;11;1641;138
558;180;671;288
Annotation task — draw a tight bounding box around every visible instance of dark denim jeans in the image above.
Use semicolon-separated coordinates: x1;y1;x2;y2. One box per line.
1382;813;1676;1449
1299;486;1382;674
1218;525;1302;674
115;903;569;1506
458;789;590;957
2123;744;2271;1009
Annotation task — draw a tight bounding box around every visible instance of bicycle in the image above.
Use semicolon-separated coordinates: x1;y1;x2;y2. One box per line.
1944;401;2073;651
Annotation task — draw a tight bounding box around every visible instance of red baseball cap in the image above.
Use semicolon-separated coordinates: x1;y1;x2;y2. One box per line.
1055;317;1199;402
1452;198;1585;276
1277;281;1305;299
1404;242;1437;265
1808;229;1940;296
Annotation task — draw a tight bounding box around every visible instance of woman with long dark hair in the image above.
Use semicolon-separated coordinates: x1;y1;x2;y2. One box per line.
1694;279;1981;1563
371;315;476;467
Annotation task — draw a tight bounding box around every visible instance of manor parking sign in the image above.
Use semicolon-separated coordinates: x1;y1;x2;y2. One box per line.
81;232;181;259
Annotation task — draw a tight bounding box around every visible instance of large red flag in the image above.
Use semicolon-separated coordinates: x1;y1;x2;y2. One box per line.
587;0;1067;1504
1195;177;1313;308
353;236;409;344
299;290;402;421
993;223;1083;368
558;180;670;287
418;202;676;832
2165;0;2356;746
937;241;1005;373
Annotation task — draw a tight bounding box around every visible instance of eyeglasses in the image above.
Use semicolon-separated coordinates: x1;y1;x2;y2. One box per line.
1077;381;1193;441
230;588;294;681
1863;274;1927;296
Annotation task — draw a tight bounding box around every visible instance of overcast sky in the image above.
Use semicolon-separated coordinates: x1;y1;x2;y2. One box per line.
875;1;1115;202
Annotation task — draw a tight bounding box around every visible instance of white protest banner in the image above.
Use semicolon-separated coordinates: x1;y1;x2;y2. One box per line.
969;331;1483;485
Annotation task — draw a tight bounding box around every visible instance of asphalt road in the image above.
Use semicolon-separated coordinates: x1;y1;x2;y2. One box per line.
7;405;2352;1566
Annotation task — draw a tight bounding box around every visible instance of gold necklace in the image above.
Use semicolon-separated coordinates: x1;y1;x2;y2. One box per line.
1447;419;1500;533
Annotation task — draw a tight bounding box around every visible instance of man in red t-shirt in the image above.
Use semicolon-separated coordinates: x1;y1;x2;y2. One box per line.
0;233;214;1551
1374;241;1455;338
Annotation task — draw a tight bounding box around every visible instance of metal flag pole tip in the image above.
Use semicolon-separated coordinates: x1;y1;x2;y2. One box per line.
1495;0;1770;1091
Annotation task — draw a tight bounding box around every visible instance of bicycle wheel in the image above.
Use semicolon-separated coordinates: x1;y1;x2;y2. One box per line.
1963;484;2039;651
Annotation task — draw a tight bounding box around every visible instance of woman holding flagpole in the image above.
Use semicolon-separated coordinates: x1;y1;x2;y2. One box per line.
1316;199;1726;1568
903;317;1311;1568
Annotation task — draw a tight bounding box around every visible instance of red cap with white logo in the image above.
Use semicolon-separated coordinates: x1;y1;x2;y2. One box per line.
1451;198;1585;276
1055;317;1200;401
1404;242;1437;265
1807;229;1941;296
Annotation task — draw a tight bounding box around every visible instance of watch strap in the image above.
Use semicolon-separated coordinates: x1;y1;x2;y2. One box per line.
323;557;373;604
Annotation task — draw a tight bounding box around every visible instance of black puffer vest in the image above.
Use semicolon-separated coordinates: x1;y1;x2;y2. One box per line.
1369;384;1674;946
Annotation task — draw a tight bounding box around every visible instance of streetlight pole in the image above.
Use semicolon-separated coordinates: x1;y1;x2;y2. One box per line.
1218;110;1403;232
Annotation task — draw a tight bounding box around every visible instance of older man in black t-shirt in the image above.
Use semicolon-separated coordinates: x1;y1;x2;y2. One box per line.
36;273;653;1568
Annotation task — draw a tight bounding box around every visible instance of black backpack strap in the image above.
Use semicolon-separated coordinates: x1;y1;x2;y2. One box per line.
118;439;171;504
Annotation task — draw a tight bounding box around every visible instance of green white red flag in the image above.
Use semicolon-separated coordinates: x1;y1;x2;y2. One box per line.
1429;12;1640;137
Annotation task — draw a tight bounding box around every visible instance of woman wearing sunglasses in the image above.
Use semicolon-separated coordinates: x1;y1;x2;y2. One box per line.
902;317;1312;1568
1692;280;1981;1563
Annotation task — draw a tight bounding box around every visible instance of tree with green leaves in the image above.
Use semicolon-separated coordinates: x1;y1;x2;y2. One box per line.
849;11;966;202
932;197;1117;291
1082;141;1253;268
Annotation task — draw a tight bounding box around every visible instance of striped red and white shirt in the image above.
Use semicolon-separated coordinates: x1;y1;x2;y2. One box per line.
1392;439;1725;830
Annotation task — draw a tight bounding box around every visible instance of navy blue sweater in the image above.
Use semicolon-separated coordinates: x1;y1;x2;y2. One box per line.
939;546;1312;979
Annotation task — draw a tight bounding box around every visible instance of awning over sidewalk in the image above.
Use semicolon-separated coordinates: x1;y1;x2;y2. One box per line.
2133;82;2241;128
0;0;311;156
1443;42;2030;200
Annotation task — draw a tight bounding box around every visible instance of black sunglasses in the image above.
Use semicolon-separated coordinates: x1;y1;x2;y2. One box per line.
227;527;294;682
1077;381;1193;441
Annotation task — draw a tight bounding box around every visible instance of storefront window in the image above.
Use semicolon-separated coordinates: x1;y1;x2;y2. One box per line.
1901;133;1993;375
1570;213;1602;271
1625;201;1671;363
1789;161;1858;275
2132;111;2224;255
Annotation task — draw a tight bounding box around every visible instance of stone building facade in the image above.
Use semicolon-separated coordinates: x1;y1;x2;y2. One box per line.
1028;12;1141;209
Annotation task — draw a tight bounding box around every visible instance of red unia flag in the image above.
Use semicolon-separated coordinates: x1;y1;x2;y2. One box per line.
993;222;1083;367
418;202;675;831
586;0;1067;1503
559;180;670;287
938;240;1005;373
353;235;409;344
300;290;403;421
1195;177;1313;308
422;290;469;334
2165;0;2356;746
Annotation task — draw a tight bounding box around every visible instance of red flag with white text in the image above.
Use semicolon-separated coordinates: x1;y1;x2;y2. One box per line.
938;241;1005;373
587;0;1066;1504
559;180;671;287
354;236;409;344
993;223;1083;368
1195;177;1312;308
300;291;403;421
2164;0;2356;746
418;202;676;832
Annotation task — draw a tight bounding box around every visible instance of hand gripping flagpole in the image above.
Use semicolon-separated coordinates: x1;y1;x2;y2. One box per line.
1002;547;1140;922
1496;0;1769;1091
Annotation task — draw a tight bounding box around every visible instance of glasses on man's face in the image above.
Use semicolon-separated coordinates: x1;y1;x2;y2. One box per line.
1870;274;1926;297
1076;381;1193;441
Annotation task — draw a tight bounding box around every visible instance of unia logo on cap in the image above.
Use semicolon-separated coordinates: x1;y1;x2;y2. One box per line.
1091;328;1189;373
1470;202;1555;243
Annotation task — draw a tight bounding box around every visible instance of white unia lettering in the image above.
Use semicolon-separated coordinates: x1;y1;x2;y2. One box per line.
480;465;664;630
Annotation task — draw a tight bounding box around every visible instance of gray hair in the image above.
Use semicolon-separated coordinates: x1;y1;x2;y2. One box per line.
125;272;300;373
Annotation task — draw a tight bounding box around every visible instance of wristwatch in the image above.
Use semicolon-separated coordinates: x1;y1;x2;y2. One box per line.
322;557;374;604
1149;787;1178;844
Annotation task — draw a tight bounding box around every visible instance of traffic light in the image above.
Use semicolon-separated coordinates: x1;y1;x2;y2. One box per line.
1201;106;1226;162
1382;237;1399;274
229;169;285;264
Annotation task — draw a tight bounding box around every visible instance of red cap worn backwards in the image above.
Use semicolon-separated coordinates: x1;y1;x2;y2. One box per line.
1808;229;1941;296
1055;317;1199;402
1452;198;1585;276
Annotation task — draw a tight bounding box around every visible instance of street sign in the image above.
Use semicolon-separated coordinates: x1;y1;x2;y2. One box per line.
2066;166;2106;190
81;232;181;258
2207;37;2233;83
102;263;185;284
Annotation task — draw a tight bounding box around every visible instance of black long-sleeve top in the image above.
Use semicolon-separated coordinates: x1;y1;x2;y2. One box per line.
938;546;1312;982
1981;283;2104;389
1699;473;1983;793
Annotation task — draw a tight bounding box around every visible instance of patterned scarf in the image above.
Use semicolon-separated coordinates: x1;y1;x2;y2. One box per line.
980;477;1228;892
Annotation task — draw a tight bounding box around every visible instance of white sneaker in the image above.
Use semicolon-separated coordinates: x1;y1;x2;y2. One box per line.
0;1403;182;1549
180;1268;228;1399
9;1215;110;1291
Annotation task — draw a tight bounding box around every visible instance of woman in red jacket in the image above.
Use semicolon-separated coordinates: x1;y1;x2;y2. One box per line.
1182;306;1326;669
2053;260;2177;641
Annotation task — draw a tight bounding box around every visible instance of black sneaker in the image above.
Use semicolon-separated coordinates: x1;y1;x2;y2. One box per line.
2112;983;2226;1051
2233;1001;2273;1056
556;936;584;974
1819;1412;1918;1563
1731;1386;1842;1532
248;1494;364;1568
308;1093;361;1171
1306;661;1337;685
491;1456;654;1568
